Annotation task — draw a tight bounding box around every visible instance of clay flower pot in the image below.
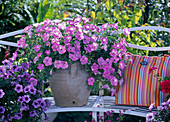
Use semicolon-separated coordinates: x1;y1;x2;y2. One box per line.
49;62;90;107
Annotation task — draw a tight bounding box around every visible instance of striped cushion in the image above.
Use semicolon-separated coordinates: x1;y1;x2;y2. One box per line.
115;55;170;106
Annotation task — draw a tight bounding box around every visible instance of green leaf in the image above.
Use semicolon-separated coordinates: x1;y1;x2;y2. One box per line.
43;5;54;21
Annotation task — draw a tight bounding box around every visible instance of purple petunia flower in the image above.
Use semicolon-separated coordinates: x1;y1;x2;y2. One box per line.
23;95;31;103
12;65;17;71
18;96;24;103
20;103;29;111
14;66;22;72
0;106;5;114
32;100;40;108
24;85;30;93
89;42;98;51
102;23;108;31
43;57;52;66
2;60;10;66
29;77;37;86
30;110;37;117
13;112;22;120
14;84;23;93
11;81;18;86
29;86;36;95
0;66;6;74
45;99;51;108
0;89;5;98
40;100;46;108
17;36;28;48
7;70;15;76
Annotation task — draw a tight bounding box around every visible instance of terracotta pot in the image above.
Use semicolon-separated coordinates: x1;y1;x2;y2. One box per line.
49;62;90;107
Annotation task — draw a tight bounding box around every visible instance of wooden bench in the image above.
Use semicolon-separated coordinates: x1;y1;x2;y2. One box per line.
0;26;170;121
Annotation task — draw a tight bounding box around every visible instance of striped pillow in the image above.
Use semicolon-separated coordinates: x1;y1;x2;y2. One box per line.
115;55;170;106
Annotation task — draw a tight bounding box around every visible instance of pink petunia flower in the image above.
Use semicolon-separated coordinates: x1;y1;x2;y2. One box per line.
61;61;68;69
110;77;118;86
98;57;105;66
52;44;59;51
45;50;51;55
37;64;44;70
90;35;97;42
69;53;79;61
64;36;72;42
91;63;99;72
101;37;108;45
103;71;111;79
67;46;75;53
54;60;62;69
74;17;82;23
119;60;125;70
110;22;118;30
33;45;41;52
89;42;98;51
37;52;42;58
83;35;90;44
103;84;110;89
84;24;91;30
58;45;66;54
42;33;49;41
109;49;117;57
43;57;52;66
51;38;59;45
88;77;95;86
123;28;130;36
33;57;39;64
75;31;84;41
80;56;88;65
102;23;108;31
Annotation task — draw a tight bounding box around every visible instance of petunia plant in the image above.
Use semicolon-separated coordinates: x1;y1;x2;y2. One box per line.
0;59;50;121
15;17;132;94
146;98;170;122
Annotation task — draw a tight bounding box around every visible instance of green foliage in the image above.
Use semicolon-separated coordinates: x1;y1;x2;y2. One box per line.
37;0;54;23
0;0;38;35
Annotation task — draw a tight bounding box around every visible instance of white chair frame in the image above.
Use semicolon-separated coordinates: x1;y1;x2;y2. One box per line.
0;26;170;121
